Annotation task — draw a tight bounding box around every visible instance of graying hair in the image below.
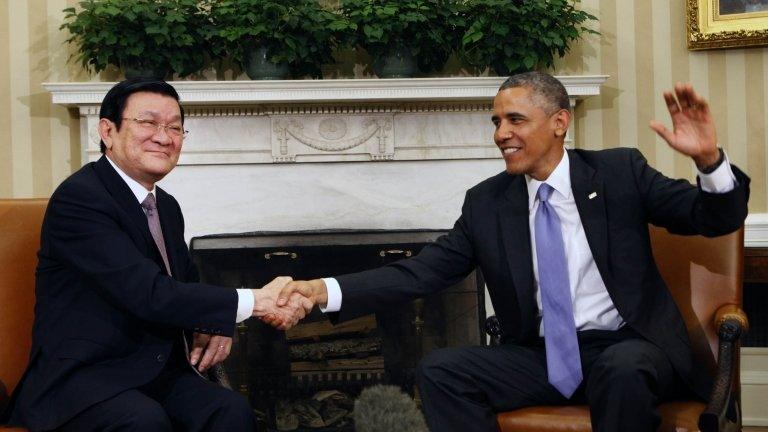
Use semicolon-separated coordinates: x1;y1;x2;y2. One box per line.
498;71;570;114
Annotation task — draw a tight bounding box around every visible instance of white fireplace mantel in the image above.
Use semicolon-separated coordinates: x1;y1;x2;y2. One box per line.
44;76;607;166
44;76;607;105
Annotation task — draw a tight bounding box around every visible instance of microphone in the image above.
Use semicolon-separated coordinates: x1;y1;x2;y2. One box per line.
353;385;429;432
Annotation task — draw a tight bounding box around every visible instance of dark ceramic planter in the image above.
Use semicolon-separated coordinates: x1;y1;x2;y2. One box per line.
372;48;417;78
244;46;290;80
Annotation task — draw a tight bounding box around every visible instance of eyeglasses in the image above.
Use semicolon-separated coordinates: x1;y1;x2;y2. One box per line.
121;118;189;138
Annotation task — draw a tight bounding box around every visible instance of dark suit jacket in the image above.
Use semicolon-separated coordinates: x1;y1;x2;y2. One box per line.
332;148;750;400
7;156;238;431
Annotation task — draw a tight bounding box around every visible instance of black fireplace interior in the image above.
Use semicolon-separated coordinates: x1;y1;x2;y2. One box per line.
190;230;485;432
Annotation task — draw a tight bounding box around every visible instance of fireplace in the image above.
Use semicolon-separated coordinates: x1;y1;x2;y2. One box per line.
190;229;485;431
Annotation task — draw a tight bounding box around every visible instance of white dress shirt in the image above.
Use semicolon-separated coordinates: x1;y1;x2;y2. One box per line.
106;156;253;323
322;149;737;335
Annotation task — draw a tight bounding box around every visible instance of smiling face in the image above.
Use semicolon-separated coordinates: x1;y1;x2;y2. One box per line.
99;91;183;190
492;86;570;180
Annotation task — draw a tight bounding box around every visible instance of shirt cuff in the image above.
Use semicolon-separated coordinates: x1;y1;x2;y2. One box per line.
698;150;737;194
235;288;254;323
320;278;342;313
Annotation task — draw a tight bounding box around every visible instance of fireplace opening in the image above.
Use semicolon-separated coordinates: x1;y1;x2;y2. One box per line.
190;230;485;431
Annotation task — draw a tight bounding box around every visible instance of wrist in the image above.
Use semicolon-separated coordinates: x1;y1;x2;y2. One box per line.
310;279;329;306
251;288;269;315
695;147;725;174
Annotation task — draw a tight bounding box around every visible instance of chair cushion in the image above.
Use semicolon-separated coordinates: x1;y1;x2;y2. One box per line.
496;401;706;432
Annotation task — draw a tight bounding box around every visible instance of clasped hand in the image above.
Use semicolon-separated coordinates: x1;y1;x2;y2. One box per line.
252;276;315;330
252;277;328;330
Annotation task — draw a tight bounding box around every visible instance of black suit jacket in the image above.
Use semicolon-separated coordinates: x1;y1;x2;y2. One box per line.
7;156;238;431
333;148;750;400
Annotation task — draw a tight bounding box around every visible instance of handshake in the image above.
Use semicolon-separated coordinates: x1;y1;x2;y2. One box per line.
250;277;329;330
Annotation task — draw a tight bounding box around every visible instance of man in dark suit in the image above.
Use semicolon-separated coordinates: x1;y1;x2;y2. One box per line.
4;79;308;431
273;72;749;431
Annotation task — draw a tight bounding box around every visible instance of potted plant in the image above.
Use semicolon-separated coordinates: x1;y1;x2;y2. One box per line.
205;0;351;80
61;0;210;79
460;0;597;75
340;0;464;78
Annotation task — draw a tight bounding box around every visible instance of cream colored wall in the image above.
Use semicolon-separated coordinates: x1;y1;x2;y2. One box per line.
1;0;767;212
0;0;91;199
562;0;768;212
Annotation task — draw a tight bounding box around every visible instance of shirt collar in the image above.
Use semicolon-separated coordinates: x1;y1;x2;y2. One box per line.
105;155;156;205
526;148;571;210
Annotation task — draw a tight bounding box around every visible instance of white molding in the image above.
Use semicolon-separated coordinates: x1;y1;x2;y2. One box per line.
43;76;608;106
745;213;768;247
742;348;768;426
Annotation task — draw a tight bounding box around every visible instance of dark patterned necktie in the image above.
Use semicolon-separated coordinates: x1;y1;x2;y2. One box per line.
534;183;582;398
141;193;172;277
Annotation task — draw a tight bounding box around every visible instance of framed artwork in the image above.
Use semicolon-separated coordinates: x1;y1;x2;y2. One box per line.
687;0;768;49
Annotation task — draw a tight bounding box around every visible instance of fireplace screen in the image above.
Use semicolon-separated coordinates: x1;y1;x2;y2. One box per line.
190;230;485;431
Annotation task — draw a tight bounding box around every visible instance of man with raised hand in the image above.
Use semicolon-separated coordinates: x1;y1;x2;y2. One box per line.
272;72;749;432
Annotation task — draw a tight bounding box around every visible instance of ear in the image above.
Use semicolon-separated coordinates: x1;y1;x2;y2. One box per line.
98;118;115;151
552;109;571;138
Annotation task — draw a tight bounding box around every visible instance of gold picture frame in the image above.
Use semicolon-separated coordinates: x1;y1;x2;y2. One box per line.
687;0;768;49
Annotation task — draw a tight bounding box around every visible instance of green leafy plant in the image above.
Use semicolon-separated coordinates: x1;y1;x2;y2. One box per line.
61;0;210;77
340;0;465;72
460;0;598;75
205;0;352;78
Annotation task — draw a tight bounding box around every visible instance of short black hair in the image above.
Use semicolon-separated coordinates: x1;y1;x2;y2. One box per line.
498;71;570;115
98;78;184;153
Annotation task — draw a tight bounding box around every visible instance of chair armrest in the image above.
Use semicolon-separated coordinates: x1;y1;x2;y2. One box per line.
485;315;503;346
714;304;749;333
698;304;748;432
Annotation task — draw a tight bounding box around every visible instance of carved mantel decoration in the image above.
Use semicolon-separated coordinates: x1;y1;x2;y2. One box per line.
44;76;608;166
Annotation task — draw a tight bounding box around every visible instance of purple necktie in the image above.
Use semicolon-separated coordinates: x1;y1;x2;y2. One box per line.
141;193;172;277
534;183;582;398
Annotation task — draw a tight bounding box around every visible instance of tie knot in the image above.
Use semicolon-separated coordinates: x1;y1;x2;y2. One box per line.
141;193;157;211
537;183;554;203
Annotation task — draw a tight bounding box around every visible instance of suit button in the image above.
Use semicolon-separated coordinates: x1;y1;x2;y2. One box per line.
156;354;165;363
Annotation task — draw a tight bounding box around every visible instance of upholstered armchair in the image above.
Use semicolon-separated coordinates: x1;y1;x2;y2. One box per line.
0;199;231;431
486;226;747;432
0;199;47;432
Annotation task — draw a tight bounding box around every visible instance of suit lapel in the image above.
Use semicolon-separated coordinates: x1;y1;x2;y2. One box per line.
93;156;156;251
498;175;538;341
94;156;175;278
569;150;612;282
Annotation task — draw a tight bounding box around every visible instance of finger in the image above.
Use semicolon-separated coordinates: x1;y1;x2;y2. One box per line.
198;340;218;372
277;283;296;306
261;313;285;328
211;337;231;365
649;120;675;146
287;298;305;320
663;91;680;115
190;333;209;365
674;82;692;110
299;296;314;314
689;90;711;116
